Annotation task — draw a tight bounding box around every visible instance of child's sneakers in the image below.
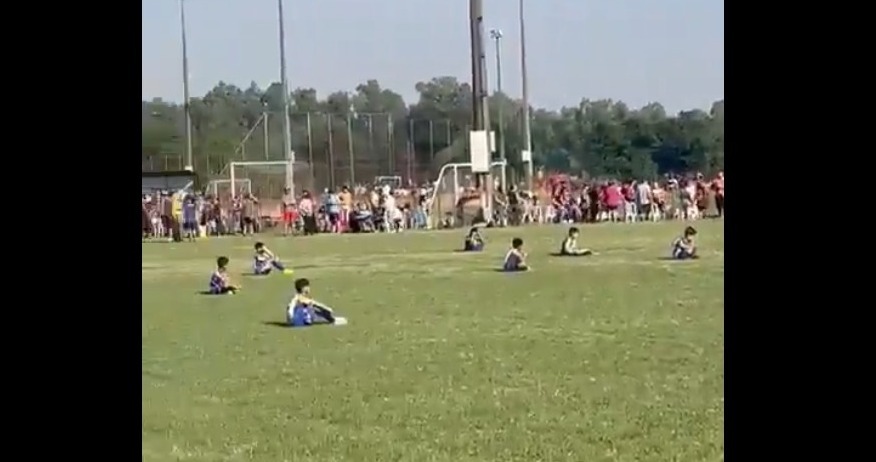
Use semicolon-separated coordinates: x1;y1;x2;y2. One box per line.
333;317;348;326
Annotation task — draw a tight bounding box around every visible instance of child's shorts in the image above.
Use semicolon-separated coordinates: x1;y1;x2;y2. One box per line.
673;250;697;260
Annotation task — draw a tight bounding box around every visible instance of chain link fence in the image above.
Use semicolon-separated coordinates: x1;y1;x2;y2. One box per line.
143;114;465;193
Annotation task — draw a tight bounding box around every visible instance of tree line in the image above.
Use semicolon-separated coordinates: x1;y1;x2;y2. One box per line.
142;77;723;186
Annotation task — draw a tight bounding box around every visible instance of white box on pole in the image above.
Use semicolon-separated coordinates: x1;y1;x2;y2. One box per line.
469;131;490;173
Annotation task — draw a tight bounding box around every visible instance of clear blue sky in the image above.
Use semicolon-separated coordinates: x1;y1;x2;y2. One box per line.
142;0;723;113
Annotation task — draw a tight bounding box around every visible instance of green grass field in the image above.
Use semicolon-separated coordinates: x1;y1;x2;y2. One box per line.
142;222;724;462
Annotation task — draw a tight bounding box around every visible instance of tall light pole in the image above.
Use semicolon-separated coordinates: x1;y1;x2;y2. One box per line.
489;29;507;172
179;0;194;171
277;0;295;193
470;0;492;221
518;0;533;192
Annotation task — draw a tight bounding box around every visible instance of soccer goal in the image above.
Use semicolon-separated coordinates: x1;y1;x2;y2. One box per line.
427;160;507;227
204;178;253;198
213;160;313;198
209;160;313;219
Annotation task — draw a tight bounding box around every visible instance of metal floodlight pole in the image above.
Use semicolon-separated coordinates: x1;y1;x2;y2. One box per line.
179;0;194;171
305;112;314;180
470;0;492;222
470;0;486;133
490;29;506;166
277;0;294;192
263;109;270;160
326;114;336;189
519;0;533;192
346;110;356;185
366;114;374;162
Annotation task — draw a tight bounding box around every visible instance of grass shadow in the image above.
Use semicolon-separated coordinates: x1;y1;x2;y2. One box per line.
261;321;333;328
241;264;322;277
548;252;594;257
452;249;482;254
657;256;698;261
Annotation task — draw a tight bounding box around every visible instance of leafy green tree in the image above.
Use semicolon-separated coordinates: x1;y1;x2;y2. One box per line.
142;78;723;186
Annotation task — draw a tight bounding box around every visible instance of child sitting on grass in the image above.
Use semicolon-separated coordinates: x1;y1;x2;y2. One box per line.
672;226;699;260
502;237;530;272
287;278;348;327
463;226;485;251
559;227;593;256
253;242;294;275
209;256;241;295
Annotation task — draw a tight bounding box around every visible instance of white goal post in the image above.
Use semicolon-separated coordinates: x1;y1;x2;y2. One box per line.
204;178;252;198
428;160;507;205
227;160;293;198
426;160;507;227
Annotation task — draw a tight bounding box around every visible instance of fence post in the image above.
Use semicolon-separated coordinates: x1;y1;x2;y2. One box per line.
429;120;435;163
326;113;336;190
346;112;355;186
306;112;314;182
445;120;452;148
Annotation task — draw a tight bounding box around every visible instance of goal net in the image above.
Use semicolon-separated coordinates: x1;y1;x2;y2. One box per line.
428;161;507;227
204;179;252;198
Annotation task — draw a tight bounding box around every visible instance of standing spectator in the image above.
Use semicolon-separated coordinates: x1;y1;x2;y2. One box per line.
712;172;724;217
325;189;341;233
636;180;653;220
182;195;198;241
622;181;637;222
299;191;317;235
242;193;257;236
339;185;353;232
604;181;623;222
170;191;183;242
281;187;297;236
231;196;243;234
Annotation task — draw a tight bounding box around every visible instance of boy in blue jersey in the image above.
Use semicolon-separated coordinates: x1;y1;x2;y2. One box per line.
502;237;530;272
463;226;484;251
182;195;199;241
209;256;240;295
287;278;348;327
253;242;294;275
671;226;699;260
559;227;593;256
